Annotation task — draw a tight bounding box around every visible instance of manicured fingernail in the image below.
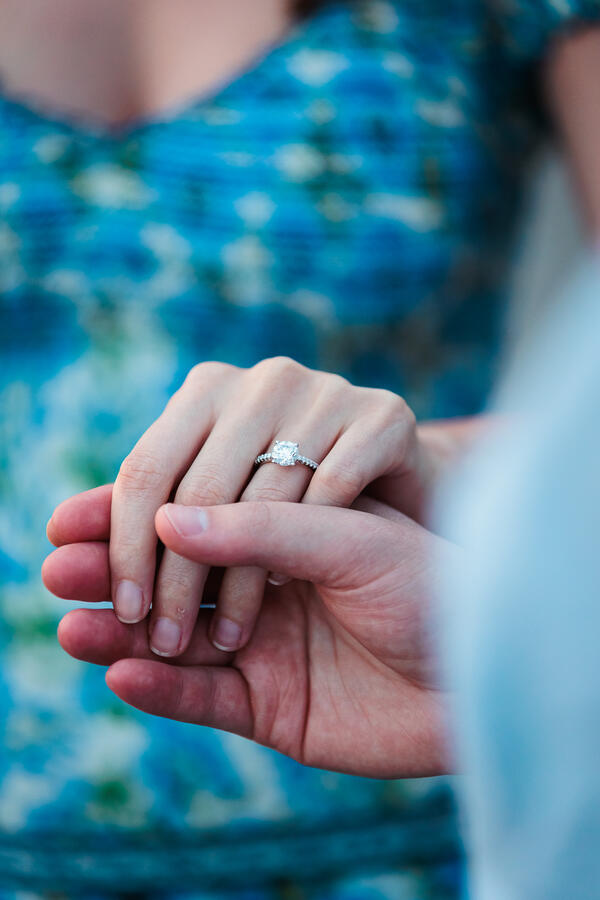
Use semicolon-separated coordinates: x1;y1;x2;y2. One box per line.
212;618;242;652
268;572;292;586
115;581;145;623
151;617;182;657
163;504;208;537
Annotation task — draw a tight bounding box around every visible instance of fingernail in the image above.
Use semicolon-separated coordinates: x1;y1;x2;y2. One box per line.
115;581;145;623
267;572;292;586
151;617;182;657
212;617;242;652
163;504;208;537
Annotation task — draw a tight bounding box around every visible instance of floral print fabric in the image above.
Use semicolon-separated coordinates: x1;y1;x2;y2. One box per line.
0;1;599;896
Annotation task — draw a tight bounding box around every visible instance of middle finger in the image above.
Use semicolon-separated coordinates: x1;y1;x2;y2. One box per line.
209;420;343;652
148;409;280;657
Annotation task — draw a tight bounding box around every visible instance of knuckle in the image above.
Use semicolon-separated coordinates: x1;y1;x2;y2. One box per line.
316;463;363;504
183;363;208;390
308;372;351;416
246;482;293;504
251;355;303;385
312;372;349;408
156;566;197;604
118;450;166;490
324;372;350;395
373;390;416;429
184;360;234;390
176;464;230;507
175;483;202;507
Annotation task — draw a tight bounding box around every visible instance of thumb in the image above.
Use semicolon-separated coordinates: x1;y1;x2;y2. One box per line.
155;501;404;589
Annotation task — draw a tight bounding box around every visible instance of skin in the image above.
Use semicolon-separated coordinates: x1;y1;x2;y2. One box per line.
14;0;598;764
0;0;484;655
104;358;452;659
23;8;598;660
44;487;455;778
0;0;291;129
0;2;597;227
544;28;600;237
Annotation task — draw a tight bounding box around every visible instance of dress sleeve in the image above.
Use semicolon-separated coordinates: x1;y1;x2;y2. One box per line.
491;0;600;62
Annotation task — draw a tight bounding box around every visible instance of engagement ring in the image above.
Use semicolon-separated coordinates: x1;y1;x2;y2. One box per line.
255;440;319;471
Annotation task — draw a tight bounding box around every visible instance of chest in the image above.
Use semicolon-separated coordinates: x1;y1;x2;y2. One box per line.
0;0;291;128
0;4;531;393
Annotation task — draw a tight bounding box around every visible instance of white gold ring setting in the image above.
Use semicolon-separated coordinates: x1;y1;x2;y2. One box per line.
255;440;319;471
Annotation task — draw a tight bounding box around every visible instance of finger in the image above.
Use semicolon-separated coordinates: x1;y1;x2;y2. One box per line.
148;411;278;658
47;485;113;546
110;372;222;625
211;566;267;652
262;393;415;589
43;537;224;607
105;659;253;737
211;430;333;653
156;501;405;588
352;493;419;523
264;493;414;588
241;395;415;592
301;394;417;508
150;357;331;657
58;608;230;667
42;542;110;603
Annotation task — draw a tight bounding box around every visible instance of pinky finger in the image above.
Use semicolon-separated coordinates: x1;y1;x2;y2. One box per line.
265;430;375;588
267;421;407;587
301;413;414;509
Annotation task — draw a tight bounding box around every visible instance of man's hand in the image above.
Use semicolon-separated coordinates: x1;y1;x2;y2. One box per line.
103;359;431;657
44;486;454;779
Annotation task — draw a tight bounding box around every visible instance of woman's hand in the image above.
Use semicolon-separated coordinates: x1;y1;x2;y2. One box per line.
99;357;440;659
45;490;454;779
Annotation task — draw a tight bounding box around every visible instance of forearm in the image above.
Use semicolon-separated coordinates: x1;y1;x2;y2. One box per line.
543;26;600;239
415;32;600;496
416;415;492;491
420;414;489;459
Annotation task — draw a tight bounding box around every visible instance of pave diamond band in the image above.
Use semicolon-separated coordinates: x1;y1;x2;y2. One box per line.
255;440;319;471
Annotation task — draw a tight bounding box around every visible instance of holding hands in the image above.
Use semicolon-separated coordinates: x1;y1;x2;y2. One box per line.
45;492;453;778
43;357;463;776
70;358;440;657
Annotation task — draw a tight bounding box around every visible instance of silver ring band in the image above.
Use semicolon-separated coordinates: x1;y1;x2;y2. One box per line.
255;441;319;471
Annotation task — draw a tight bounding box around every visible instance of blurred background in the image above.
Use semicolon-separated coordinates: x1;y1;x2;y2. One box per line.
0;1;593;898
508;146;584;355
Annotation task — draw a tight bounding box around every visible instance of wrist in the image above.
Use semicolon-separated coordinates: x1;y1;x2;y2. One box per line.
416;416;488;485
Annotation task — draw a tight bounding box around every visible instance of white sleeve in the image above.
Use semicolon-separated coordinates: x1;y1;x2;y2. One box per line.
437;257;600;900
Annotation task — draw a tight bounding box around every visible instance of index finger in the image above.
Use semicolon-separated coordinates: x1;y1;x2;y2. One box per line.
47;484;113;546
109;383;215;624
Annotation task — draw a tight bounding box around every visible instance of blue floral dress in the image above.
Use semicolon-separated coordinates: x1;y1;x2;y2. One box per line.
0;1;599;897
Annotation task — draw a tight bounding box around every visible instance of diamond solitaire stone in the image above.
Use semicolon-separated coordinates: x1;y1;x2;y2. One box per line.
271;441;299;466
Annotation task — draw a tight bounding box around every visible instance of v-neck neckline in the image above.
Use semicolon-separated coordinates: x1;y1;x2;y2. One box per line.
0;4;342;144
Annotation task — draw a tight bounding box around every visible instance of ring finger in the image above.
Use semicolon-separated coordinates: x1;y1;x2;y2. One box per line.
211;397;417;650
209;427;339;653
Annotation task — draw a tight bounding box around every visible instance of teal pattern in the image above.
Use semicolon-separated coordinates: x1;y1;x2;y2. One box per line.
0;1;599;896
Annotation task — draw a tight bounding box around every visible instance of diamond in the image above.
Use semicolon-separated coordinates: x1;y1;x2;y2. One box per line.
271;441;299;466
